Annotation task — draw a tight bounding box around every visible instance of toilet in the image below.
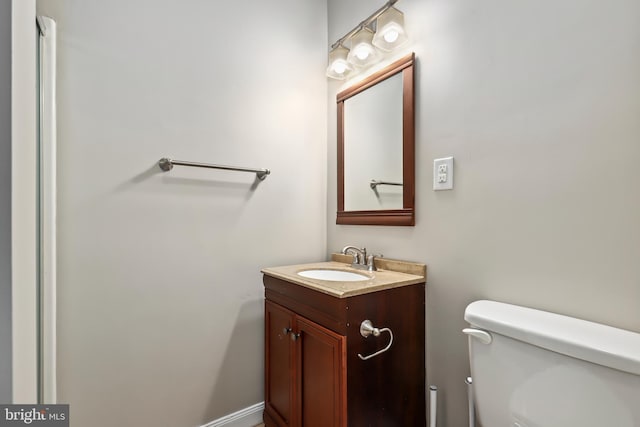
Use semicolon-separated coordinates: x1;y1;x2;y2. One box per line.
464;300;640;427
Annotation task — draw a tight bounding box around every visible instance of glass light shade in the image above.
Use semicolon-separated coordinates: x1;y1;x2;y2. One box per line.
372;7;408;52
326;45;353;80
346;27;379;67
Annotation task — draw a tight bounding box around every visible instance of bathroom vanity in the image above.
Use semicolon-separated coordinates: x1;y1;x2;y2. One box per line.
262;255;426;427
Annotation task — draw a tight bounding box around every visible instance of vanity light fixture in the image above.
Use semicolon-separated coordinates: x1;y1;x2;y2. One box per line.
371;6;408;51
346;27;379;68
326;44;353;80
326;0;408;80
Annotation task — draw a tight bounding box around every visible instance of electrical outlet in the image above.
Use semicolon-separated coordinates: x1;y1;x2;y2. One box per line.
433;157;454;190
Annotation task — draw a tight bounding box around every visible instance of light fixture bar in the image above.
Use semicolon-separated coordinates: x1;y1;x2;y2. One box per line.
330;0;399;50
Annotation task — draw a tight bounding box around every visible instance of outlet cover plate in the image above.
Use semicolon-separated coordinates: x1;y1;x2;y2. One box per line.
433;157;454;190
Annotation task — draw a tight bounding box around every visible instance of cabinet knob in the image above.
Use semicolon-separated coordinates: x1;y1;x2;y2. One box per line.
290;332;301;341
282;327;292;336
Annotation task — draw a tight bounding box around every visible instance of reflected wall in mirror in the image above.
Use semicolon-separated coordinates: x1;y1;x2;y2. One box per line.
344;73;403;211
337;53;415;226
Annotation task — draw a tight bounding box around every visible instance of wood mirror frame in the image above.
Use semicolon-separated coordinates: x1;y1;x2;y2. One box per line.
337;53;415;226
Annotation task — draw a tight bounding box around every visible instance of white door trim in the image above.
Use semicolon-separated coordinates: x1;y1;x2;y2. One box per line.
37;15;57;404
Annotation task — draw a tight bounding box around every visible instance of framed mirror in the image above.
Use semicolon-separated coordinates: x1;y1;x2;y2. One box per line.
337;53;415;226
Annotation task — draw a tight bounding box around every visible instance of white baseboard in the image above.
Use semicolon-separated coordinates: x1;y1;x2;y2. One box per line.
201;402;265;427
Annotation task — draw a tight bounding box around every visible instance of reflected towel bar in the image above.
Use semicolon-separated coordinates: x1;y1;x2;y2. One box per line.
370;180;403;189
158;157;270;180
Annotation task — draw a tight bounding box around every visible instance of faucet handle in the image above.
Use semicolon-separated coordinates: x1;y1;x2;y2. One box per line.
366;254;383;271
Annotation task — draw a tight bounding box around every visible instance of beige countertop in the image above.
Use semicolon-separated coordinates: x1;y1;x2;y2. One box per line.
261;255;426;298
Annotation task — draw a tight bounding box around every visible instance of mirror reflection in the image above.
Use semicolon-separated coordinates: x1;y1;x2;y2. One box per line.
344;73;403;211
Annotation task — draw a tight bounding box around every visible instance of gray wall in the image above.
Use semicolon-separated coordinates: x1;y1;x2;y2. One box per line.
327;0;640;425
0;0;12;405
36;1;327;425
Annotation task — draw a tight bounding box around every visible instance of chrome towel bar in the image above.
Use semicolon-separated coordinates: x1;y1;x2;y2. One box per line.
370;180;403;189
158;157;270;180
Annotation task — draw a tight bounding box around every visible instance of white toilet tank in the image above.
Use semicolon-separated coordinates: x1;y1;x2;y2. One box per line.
464;300;640;427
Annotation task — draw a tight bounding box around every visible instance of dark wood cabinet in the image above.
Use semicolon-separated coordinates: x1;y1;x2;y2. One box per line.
264;301;346;427
264;301;295;426
296;315;347;427
264;274;425;427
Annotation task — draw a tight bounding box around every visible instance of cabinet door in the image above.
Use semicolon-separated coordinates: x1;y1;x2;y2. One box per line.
265;301;295;426
296;316;347;427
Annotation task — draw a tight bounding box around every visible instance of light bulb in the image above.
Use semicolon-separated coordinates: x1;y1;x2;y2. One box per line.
383;30;399;43
355;47;369;60
333;62;347;74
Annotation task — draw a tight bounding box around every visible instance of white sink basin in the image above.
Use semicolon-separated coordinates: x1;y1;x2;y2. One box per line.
297;269;370;282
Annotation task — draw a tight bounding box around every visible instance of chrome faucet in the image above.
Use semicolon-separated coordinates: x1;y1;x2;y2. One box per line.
341;245;379;271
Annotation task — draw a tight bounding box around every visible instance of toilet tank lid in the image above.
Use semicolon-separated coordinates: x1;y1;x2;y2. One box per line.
465;300;640;376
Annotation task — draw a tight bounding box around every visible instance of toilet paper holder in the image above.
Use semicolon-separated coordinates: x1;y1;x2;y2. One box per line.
358;320;394;361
